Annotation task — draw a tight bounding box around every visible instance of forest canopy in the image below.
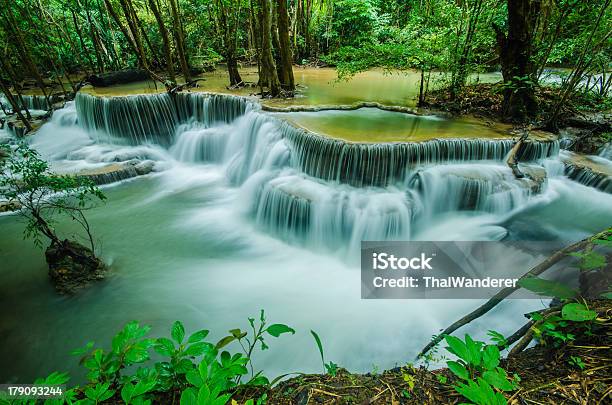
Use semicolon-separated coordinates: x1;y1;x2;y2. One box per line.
0;0;611;119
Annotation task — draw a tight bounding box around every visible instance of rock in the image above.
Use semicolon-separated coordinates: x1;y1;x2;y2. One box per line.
0;200;21;213
45;239;106;295
77;160;155;185
561;152;612;193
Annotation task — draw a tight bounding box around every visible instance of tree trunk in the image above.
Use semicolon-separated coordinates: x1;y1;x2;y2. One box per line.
258;0;281;97
0;79;32;131
495;0;540;122
149;0;176;84
276;0;295;91
168;0;191;82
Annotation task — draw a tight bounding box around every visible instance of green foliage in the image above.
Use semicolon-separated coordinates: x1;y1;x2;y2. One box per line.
443;334;519;405
518;277;578;299
310;330;339;376
32;313;293;404
0;143;105;250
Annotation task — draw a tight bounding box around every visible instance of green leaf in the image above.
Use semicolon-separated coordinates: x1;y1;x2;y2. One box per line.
464;334;482;367
447;361;469;380
482;345;500;371
600;292;612;299
483;368;515;391
215;335;236;350
266;324;296;337
444;335;469;362
184;342;214;357
154;338;175;357
518;277;577;299
569;251;606;270
185;369;203;387
125;346;149;363
310;330;326;366
562;303;597;322
171;321;186;344
187;330;209;344
121;383;135;404
179;387;197;405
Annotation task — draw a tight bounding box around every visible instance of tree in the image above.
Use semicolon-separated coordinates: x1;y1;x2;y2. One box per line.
494;0;540;122
257;0;281;96
276;0;295;91
0;144;107;293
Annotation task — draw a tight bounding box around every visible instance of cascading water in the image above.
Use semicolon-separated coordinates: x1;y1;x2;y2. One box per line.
2;90;612;383
50;92;609;254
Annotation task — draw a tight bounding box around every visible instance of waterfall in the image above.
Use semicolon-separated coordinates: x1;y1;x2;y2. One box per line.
564;164;611;193
284;122;559;186
58;92;607;252
0;93;50;111
75;92;251;145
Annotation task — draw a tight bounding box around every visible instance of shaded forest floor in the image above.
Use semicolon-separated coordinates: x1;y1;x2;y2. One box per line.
426;83;612;155
232;300;611;404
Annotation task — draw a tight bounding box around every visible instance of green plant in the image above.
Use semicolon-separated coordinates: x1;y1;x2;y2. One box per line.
153;321;211;390
310;330;338;376
444;334;519;405
0;143;105;252
232;310;295;384
179;350;249;405
568;356;586;370
74;321;154;385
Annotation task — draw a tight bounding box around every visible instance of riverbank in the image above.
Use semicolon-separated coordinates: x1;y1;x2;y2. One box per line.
426;83;612;155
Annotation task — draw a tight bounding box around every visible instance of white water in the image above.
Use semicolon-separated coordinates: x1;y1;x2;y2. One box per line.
1;94;611;382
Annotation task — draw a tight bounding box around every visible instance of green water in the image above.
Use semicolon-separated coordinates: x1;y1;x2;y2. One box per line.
84;67;502;108
275;108;511;143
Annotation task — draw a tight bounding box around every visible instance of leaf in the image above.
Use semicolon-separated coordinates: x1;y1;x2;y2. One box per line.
569;251;606;270
184;342;214;357
600;291;612;299
482;345;500;371
310;330;326;365
179;387;197;405
154;338;175;357
187;330;209;344
185;369;203;387
464;334;482;367
444;335;469;362
483;368;515;391
121;383;135;404
486;331;507;348
562;303;597;322
266;324;296;337
447;361;469;380
125;346;149;363
518;277;577;299
215;335;236;350
171;321;186;344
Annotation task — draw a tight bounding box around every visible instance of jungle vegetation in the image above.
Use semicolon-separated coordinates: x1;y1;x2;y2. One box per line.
0;0;610;123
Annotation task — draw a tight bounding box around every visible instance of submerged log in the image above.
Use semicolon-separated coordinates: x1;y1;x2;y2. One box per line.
87;69;149;87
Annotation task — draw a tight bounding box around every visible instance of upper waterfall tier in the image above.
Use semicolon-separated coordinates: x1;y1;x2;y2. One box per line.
75;92;560;186
75;92;249;145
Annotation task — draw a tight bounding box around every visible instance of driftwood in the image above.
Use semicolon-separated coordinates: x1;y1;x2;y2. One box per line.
417;228;611;358
87;69;149;87
506;131;528;179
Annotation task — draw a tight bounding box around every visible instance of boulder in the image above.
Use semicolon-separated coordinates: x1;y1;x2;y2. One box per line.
45;239;106;295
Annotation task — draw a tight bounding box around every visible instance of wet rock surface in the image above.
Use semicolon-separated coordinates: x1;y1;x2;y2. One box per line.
45;239;106;295
77;160;155;185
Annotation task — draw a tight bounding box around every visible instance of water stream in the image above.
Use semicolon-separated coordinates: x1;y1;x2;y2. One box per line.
0;91;610;383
